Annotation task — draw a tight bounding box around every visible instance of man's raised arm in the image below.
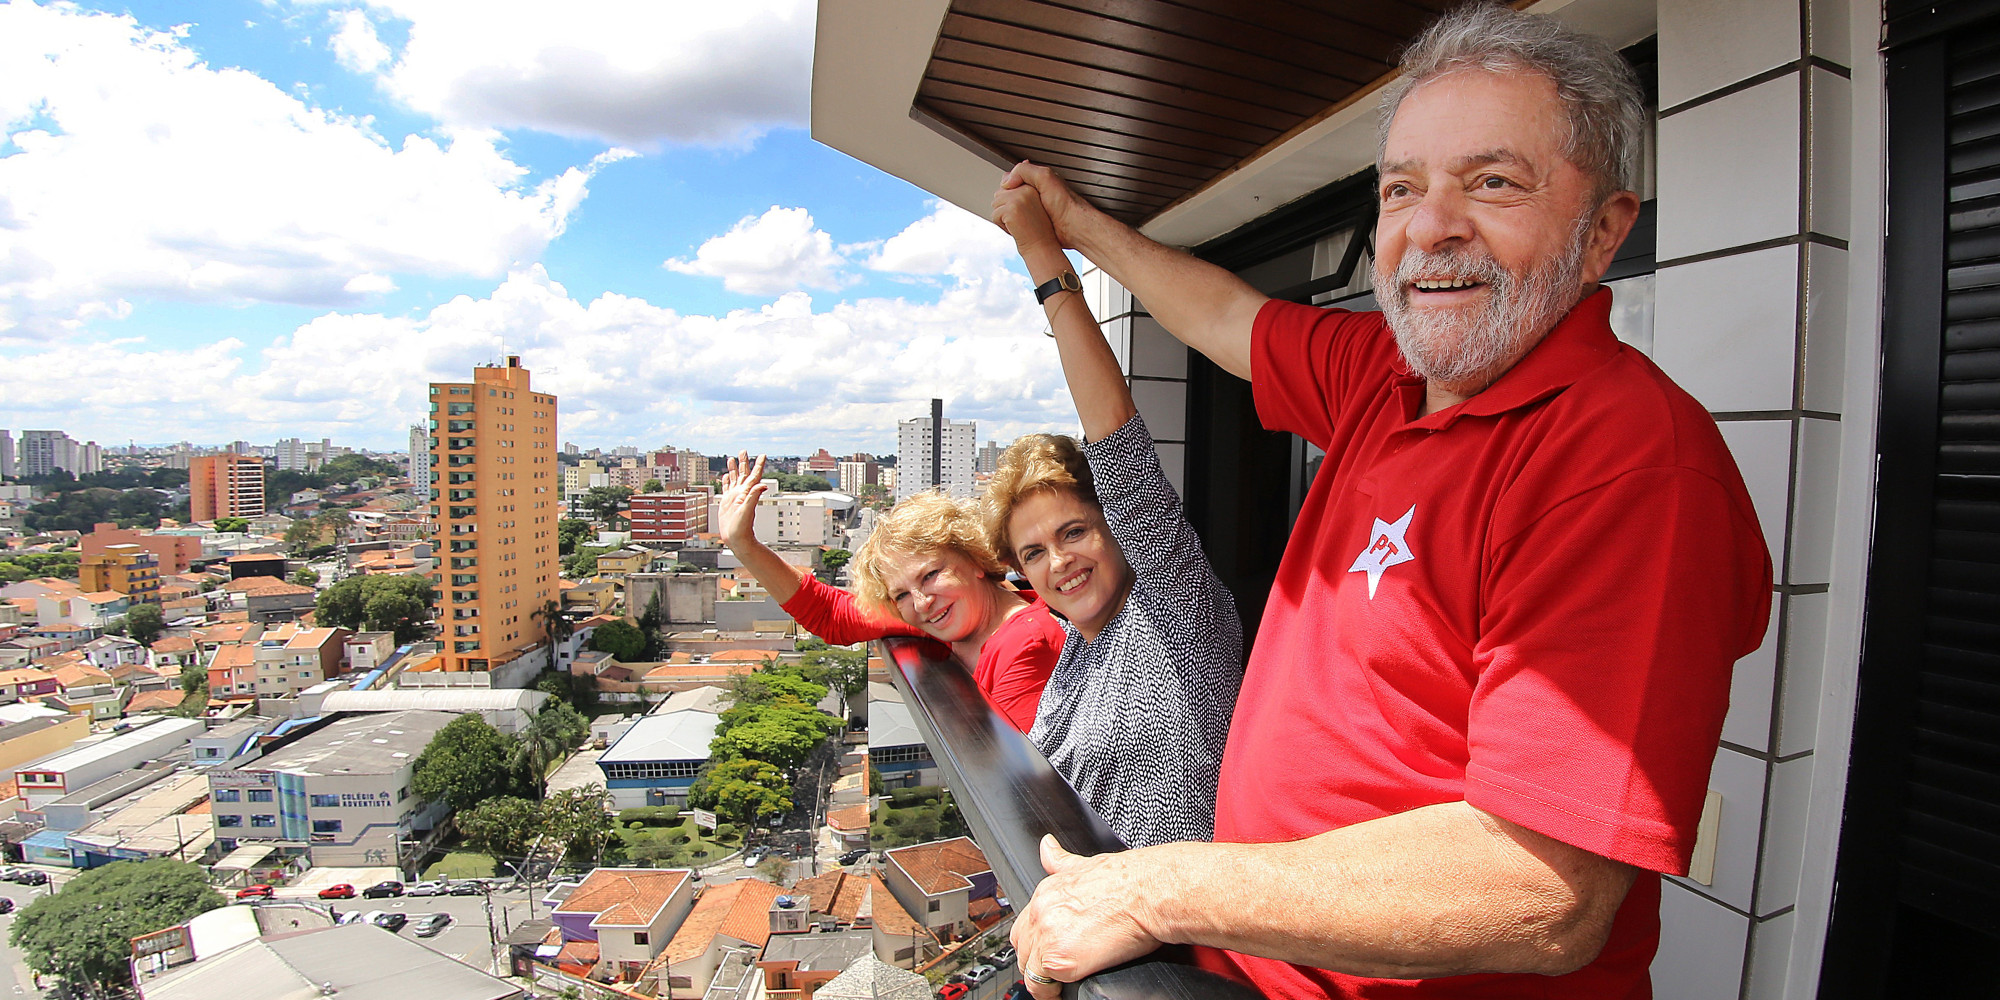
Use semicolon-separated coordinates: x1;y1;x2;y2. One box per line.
1002;162;1269;381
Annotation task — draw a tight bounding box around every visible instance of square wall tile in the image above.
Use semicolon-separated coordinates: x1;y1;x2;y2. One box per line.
1131;315;1189;379
1808;69;1853;242
1659;0;1801;108
1153;441;1186;497
1723;600;1782;752
1802;244;1849;414
1655;247;1801;412
1659;75;1803;259
1746;909;1799;1000
1656;880;1752;1000
1671;747;1768;912
1130;378;1187;443
1778;592;1830;757
1756;754;1815;915
1787;417;1842;585
1716;419;1795;572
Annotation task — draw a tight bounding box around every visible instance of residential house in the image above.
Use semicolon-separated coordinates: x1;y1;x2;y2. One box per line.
654;877;781;996
206;643;259;703
791;869;870;929
124;688;187;716
878;838;999;945
563;580;620;617
0;665;59;704
250;625;352;698
46;661;126;720
548;868;698;985
0;637;61;668
867;874;938;970
593;547;655;580
757;929;875;1000
343;631;396;674
149;635;199;673
78;544;161;604
79;634;147;671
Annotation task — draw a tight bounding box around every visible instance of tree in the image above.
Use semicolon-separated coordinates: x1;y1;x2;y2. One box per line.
179;658;206;695
641;478;664;494
690;758;792;827
587;620;646;662
126;603;166;645
316;508;353;542
557;518;592;556
581;486;634;523
564;544;614;578
316;574;434;642
515;701;588;796
290;566;320;587
540;784;615;862
709;715;828;772
726;671;828;710
212;516;249;533
9;858;224;991
821;548;851;575
412;714;519;809
456;795;542;857
532;599;573;653
777;473;832;493
283;519;322;554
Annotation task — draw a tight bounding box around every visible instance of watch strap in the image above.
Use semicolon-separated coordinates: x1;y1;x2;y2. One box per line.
1034;270;1083;305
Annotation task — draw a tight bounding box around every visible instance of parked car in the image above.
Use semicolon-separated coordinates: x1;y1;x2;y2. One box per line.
412;912;453;937
985;945;1017;967
15;871;47;886
836;848;869;866
361;881;404;898
961;964;999;986
446;880;483;896
0;897;14;914
234;884;274;900
369;911;407;932
404;880;448;897
936;985;969;1000
0;866;22;881
336;911;364;925
1001;982;1030;1000
742;847;770;868
317;883;356;900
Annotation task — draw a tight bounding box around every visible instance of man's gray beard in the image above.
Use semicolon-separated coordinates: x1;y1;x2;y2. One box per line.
1377;216;1592;389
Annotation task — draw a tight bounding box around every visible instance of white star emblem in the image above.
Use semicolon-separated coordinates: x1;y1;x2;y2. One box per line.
1347;505;1416;599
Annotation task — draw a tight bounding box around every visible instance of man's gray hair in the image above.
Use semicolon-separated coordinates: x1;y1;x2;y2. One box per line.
1377;3;1647;203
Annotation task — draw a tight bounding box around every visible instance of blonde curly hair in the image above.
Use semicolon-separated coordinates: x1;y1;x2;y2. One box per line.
851;490;1010;615
984;433;1099;569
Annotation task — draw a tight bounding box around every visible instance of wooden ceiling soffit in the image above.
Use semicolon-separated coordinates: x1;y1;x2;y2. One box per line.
912;0;1445;225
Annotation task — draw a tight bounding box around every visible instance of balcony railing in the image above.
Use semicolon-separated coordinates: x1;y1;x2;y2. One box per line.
877;636;1262;1000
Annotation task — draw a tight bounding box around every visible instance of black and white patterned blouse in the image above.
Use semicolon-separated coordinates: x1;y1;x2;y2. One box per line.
1029;413;1244;848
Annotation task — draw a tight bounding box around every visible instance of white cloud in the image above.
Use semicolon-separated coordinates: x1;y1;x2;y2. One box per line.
867;201;1018;282
665;207;852;297
0;2;617;340
0;205;1074;454
317;0;814;148
329;8;389;73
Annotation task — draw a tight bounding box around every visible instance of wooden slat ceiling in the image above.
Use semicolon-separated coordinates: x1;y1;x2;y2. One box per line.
915;0;1452;225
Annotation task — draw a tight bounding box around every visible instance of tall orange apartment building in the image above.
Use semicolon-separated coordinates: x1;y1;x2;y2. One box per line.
188;454;267;522
429;357;559;672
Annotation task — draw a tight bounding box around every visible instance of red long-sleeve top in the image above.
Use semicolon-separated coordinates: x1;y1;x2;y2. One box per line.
780;573;1064;732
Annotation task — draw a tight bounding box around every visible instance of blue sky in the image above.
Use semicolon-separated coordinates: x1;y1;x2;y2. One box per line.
0;0;1071;454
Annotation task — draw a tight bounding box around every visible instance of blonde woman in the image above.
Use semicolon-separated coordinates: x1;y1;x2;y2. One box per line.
714;457;1063;732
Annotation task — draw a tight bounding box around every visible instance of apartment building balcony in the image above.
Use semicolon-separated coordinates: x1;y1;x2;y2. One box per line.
449;540;477;552
450;574;478;587
446;420;476;433
450;558;477;570
448;506;476;519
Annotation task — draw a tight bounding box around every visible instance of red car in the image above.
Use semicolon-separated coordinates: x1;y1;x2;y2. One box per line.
936;985;969;1000
316;883;356;900
234;883;274;900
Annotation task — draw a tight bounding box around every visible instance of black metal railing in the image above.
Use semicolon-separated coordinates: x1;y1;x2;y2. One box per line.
879;636;1263;1000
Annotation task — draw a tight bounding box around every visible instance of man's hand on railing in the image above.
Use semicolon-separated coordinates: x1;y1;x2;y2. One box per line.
1013;835;1178;999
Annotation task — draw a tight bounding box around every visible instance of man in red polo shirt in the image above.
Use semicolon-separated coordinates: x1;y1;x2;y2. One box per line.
1001;6;1772;1000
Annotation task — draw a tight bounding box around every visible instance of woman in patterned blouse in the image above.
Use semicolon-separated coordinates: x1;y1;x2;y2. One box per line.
988;175;1245;849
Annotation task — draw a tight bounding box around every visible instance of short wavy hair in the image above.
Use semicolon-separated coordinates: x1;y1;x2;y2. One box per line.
984;433;1100;569
1377;3;1648;205
850;490;1009;615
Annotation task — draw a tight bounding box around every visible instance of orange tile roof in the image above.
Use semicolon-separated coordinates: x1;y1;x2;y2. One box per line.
226;554;285;563
791;870;867;924
885;837;991;896
283;627;342;649
866;874;933;942
553;868;690;928
184;798;211;815
52;663;114;688
195;623;258;644
711;650;778;663
642;662;758;680
554;940;599;976
125;689;185;714
665;878;781;965
826;803;870;833
0;667;57;686
210;643;257;671
151;636;195;653
0;780;16;801
216;611;250;622
81;591;126;603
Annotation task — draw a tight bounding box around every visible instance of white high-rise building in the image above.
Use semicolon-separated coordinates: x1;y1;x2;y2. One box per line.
895;402;976;500
0;430;13;479
274;437;331;472
18;430;76;478
408;424;432;498
976;440;1004;476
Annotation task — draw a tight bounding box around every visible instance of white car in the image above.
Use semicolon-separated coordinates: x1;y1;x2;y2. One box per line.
404;880;449;897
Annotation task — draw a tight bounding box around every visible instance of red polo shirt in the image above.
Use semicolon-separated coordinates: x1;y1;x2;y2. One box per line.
1195;290;1772;999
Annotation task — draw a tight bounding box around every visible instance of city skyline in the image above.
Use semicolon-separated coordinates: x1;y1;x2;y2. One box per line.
0;0;1085;455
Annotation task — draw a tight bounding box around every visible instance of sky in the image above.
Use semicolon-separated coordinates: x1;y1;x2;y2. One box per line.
0;0;1076;455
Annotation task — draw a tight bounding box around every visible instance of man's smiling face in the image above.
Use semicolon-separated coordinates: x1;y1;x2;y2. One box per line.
1373;69;1632;396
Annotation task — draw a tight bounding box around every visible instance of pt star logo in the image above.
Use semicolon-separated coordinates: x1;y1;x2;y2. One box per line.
1348;505;1416;599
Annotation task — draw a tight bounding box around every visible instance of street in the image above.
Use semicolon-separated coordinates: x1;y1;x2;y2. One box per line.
0;868;80;999
320;884;545;975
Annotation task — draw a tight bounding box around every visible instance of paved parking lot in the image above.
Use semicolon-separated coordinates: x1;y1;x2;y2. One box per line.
317;883;545;975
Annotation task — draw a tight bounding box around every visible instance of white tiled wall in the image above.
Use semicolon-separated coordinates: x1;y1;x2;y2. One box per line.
1652;0;1864;996
1080;261;1188;494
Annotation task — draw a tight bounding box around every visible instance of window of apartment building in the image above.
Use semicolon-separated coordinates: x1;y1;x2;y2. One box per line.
311;820;343;834
310;794;340;807
248;788;273;802
250;814;276;828
633;932;649;946
217;815;242;828
927;899;940;913
213;789;241;802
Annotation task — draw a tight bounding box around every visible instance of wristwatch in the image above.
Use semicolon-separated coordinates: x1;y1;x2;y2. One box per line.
1034;270;1083;304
